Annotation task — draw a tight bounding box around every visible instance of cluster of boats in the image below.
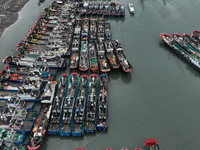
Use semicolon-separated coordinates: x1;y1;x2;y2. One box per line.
70;17;133;73
160;31;200;72
79;1;125;17
76;138;160;150
0;0;134;149
0;97;37;149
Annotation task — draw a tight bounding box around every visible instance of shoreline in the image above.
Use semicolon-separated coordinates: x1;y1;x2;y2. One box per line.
0;0;30;38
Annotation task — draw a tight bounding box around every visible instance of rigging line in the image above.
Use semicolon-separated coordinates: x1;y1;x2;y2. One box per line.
82;128;107;148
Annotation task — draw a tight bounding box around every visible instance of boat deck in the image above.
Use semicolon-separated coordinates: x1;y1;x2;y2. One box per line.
60;123;71;133
0;91;17;99
25;111;37;120
20;120;34;132
85;122;95;132
48;123;59;132
28;44;47;50
0;101;34;110
72;124;83;134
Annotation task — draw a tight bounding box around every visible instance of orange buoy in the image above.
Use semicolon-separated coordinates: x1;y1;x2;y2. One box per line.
42;129;46;136
36;118;40;124
32;126;39;133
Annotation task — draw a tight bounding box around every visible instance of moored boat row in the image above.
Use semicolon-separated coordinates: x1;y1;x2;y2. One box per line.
80;2;125;17
160;31;200;72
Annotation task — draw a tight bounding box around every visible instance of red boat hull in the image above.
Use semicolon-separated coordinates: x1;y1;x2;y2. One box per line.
27;145;40;150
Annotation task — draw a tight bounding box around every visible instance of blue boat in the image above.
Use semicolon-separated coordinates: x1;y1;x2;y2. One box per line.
72;74;88;137
85;74;98;133
48;74;68;135
59;72;79;136
97;74;108;131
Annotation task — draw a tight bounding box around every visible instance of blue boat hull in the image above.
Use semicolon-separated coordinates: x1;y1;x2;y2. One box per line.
96;126;108;131
48;130;58;135
72;132;83;137
85;128;96;133
59;131;71;136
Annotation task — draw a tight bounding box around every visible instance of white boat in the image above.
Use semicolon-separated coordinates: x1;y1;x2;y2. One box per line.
128;3;135;14
41;81;57;103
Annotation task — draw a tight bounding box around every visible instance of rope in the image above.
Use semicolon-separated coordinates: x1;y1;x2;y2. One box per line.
81;128;107;148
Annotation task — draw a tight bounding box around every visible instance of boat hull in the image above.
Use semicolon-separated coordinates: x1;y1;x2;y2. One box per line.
162;39;200;72
59;131;71;136
85;128;96;133
48;130;58;135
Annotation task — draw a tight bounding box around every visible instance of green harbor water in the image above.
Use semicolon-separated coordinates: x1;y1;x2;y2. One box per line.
1;0;200;149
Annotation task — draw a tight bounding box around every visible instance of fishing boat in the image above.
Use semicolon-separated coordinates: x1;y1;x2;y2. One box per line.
105;22;112;41
27;104;53;150
97;74;108;130
172;33;196;55
22;77;45;91
28;64;57;82
112;40;133;72
191;30;200;42
160;33;200;72
0;129;26;145
103;3;110;17
128;3;135;14
74;19;82;39
80;2;88;16
135;148;143;150
70;38;80;69
85;74;98;133
41;81;57;103
97;42;111;72
72;74;88;136
35;55;66;69
120;4;125;16
48;74;68;134
97;3;103;15
89;42;98;72
97;18;105;41
0;103;35;131
104;40;120;69
0;97;34;110
79;41;89;71
85;2;93;15
2;55;36;67
144;138;160;150
0;71;28;83
92;3;99;15
59;72;79;136
82;18;89;41
17;87;40;101
182;33;200;52
110;2;116;17
89;19;97;41
0;81;22;92
115;3;120;17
